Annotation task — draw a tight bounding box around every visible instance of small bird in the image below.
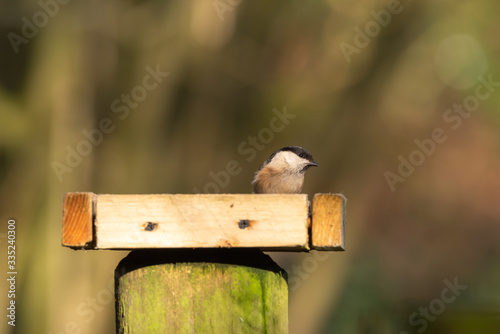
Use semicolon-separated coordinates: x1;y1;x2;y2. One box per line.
252;146;318;194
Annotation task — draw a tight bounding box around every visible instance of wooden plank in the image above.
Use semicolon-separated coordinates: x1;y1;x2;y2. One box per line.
61;193;347;251
311;193;346;250
62;192;95;248
95;194;309;249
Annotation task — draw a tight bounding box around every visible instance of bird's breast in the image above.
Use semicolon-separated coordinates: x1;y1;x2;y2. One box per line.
253;167;305;194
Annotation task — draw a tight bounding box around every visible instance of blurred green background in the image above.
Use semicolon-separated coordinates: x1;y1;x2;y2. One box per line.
1;0;500;333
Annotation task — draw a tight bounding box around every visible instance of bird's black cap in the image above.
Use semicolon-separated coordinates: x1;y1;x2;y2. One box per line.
266;146;318;167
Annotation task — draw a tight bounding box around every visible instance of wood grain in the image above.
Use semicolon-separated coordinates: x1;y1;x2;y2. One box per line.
62;192;95;248
95;194;309;249
311;193;346;250
61;192;346;251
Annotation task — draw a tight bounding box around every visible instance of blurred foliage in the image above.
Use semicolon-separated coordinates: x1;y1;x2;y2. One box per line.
1;0;500;333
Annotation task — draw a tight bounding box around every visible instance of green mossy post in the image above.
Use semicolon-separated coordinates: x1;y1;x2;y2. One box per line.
115;249;288;334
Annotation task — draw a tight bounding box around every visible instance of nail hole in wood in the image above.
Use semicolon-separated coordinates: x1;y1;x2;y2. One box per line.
144;222;158;231
238;219;250;229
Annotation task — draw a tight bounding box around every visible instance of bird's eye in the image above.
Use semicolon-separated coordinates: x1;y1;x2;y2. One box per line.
299;153;304;158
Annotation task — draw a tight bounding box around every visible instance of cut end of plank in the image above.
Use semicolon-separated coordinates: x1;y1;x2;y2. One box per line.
62;192;95;248
311;193;346;251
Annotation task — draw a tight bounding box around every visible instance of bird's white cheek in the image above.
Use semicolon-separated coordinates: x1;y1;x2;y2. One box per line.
282;151;301;166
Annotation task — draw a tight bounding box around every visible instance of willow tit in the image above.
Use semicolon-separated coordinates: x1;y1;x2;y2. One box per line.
252;146;318;194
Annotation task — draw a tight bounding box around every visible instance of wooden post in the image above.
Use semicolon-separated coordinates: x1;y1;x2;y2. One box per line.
115;249;288;334
61;192;346;333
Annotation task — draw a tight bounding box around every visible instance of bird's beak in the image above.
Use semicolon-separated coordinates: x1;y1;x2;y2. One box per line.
308;160;319;167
